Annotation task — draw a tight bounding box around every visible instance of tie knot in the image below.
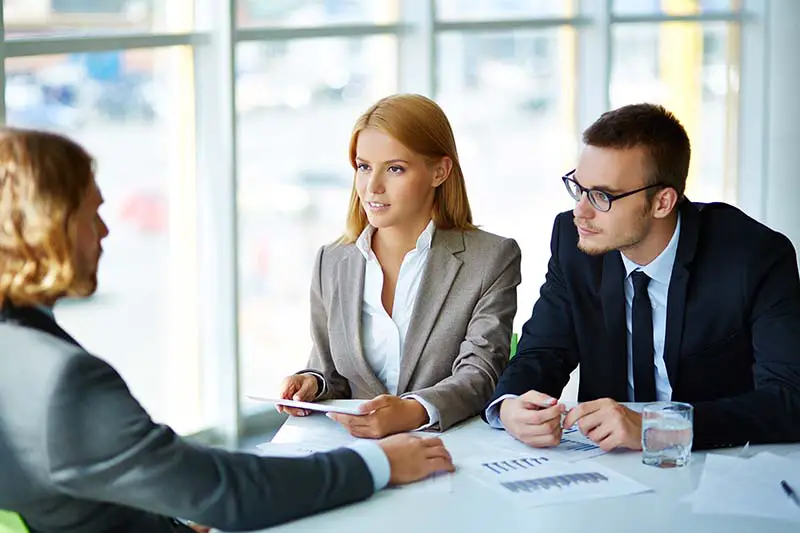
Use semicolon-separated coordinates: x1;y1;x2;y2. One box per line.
631;270;651;293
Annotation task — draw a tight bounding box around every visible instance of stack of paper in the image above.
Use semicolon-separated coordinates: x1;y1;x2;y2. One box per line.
690;452;800;523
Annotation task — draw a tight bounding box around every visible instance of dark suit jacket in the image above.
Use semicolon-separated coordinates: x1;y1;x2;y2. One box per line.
0;303;374;533
488;200;800;449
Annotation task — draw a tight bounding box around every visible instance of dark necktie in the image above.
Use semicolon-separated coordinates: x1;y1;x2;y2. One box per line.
631;271;657;402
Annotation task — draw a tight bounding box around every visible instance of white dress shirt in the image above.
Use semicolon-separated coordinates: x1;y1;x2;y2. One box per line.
620;214;681;402
484;215;682;428
355;220;440;429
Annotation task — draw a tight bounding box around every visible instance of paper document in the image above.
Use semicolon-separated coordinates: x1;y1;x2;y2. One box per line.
474;425;607;462
463;453;650;507
246;397;364;416
691;452;800;523
256;441;336;457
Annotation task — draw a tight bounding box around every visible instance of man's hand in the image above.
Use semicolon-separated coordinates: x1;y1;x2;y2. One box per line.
499;390;566;448
562;398;642;451
377;434;455;485
276;374;319;417
328;395;429;438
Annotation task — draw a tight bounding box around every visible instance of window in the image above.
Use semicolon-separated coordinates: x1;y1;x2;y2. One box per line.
613;0;737;16
237;0;398;28
236;36;397;410
437;0;573;21
3;0;193;37
611;22;740;203
5;47;204;434
436;29;577;319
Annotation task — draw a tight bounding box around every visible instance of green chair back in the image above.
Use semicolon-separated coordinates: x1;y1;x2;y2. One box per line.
510;332;519;359
0;511;28;533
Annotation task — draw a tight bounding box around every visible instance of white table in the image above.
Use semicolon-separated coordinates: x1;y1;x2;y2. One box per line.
251;413;800;533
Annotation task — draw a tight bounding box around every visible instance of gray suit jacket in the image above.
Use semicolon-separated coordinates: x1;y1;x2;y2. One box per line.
306;228;522;430
0;304;375;533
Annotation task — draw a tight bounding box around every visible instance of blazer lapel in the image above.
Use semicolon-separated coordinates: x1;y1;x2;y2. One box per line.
601;251;629;401
336;250;387;395
664;200;699;388
396;230;464;394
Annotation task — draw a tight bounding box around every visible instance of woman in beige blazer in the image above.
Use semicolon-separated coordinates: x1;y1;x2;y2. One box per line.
278;94;521;437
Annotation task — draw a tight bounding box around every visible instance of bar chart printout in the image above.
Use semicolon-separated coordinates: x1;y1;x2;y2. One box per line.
464;455;651;507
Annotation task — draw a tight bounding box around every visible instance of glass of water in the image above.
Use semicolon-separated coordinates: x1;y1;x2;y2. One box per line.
641;402;693;468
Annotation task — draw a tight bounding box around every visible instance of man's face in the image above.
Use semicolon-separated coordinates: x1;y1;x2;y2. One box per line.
572;145;656;256
70;179;108;295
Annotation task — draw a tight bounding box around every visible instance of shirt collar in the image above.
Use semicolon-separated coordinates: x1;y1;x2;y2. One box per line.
620;213;681;285
355;220;436;260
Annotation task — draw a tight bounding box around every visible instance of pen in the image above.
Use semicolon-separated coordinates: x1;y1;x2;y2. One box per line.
780;480;800;509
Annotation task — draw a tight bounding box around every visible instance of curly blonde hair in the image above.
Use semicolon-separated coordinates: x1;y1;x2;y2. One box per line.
342;93;476;243
0;128;95;307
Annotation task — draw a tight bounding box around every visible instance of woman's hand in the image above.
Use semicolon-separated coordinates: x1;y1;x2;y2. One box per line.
276;374;319;417
328;395;429;438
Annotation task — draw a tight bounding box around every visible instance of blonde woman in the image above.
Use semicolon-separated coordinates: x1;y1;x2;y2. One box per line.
278;94;522;437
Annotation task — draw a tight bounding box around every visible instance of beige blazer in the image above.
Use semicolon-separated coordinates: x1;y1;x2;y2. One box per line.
304;228;522;430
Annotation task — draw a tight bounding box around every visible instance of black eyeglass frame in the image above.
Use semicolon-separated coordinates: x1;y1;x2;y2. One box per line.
561;169;666;212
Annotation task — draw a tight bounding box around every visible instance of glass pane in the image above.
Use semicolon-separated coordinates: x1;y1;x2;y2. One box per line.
236;37;397;409
237;0;398;27
611;23;740;203
613;0;738;16
437;30;577;319
3;0;193;37
437;0;573;21
5;47;205;435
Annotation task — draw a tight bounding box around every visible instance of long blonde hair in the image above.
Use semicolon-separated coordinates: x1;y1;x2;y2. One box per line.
342;93;476;243
0;128;95;307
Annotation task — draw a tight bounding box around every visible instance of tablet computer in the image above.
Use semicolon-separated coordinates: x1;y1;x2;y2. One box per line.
247;396;365;416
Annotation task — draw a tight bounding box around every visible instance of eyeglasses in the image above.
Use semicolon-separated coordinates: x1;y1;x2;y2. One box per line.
562;169;665;212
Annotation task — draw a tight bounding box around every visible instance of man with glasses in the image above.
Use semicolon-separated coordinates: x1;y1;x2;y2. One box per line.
484;103;800;451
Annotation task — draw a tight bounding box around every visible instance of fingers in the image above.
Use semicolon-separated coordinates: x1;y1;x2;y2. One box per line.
359;394;393;414
328;412;384;439
426;456;456;474
279;381;299;400
575;410;606;436
424;444;453;463
563;399;606;428
586;419;614;443
523;403;566;425
293;377;317;401
519;390;559;408
421;437;444;448
515;421;563;448
327;412;357;425
282;407;311;417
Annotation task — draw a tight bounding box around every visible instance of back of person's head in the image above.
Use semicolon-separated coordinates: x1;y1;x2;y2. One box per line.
0;128;95;307
342;93;475;242
582;103;691;198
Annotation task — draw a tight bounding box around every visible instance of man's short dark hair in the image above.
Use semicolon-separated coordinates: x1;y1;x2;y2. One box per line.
582;103;691;198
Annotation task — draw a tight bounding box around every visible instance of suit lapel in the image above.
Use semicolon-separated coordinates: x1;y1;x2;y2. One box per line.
664;200;699;389
601;251;629;401
396;230;464;394
336;250;387;395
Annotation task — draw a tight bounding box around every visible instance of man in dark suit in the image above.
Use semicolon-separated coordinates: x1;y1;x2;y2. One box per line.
0;128;454;533
485;103;800;451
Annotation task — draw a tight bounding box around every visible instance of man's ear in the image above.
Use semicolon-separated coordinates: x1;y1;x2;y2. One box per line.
653;187;679;219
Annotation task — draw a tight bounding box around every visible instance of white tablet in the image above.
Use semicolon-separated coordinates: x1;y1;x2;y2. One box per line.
247;396;365;416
